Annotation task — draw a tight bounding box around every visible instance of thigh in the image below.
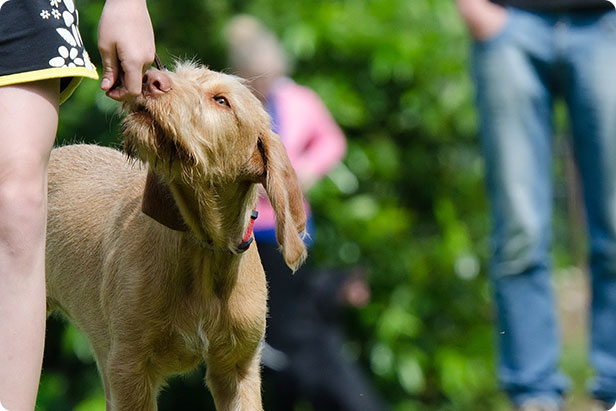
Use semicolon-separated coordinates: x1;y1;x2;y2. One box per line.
0;79;59;170
564;12;616;258
472;12;555;272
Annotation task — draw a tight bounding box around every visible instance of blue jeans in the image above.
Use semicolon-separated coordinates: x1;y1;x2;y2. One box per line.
472;7;616;406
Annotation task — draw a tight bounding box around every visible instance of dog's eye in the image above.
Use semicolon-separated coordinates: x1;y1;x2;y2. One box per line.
214;96;230;107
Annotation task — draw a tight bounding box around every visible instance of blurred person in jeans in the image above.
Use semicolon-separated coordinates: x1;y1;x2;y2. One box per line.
455;0;616;410
225;15;386;411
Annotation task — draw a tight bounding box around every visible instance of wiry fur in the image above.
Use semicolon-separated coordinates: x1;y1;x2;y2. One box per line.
45;62;307;411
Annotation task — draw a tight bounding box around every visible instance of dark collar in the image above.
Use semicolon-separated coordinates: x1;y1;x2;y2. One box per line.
142;171;258;253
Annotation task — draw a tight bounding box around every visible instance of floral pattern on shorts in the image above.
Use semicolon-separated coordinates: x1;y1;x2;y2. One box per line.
0;0;98;101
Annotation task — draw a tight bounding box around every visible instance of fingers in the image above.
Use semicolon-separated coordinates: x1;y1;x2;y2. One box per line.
100;49;118;92
121;59;151;98
97;0;155;102
456;1;507;40
100;54;154;101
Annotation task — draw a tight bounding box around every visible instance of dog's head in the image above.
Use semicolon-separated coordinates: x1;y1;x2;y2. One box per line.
121;62;306;270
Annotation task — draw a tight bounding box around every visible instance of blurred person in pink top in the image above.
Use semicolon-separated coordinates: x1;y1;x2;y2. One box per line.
253;77;347;239
227;15;346;240
226;15;386;411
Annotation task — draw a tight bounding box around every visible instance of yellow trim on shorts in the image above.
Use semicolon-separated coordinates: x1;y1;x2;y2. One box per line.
0;67;99;104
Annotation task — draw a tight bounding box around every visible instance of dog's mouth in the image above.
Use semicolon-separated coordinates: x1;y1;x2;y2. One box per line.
122;99;195;170
125;100;156;125
122;99;165;157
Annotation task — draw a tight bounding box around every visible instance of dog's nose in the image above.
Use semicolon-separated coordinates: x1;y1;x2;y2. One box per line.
142;70;172;96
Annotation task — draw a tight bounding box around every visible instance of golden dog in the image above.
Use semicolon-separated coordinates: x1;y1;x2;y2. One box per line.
45;62;307;411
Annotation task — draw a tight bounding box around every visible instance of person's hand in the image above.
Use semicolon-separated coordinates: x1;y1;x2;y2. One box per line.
456;0;508;41
339;273;371;308
98;0;155;101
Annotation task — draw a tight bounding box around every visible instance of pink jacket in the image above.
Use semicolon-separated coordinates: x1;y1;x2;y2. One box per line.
255;78;347;235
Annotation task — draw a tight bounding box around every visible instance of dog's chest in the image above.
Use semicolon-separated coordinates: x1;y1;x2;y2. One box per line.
179;320;209;356
151;321;209;373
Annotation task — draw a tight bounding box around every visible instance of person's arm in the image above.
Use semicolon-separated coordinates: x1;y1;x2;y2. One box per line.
455;0;507;40
98;0;155;101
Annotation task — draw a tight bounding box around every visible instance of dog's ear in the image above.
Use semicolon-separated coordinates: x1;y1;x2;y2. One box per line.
142;170;188;232
255;132;307;272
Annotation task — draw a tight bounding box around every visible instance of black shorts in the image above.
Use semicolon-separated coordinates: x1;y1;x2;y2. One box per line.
0;0;98;103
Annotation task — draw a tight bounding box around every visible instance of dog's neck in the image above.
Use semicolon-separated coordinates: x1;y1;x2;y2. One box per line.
179;179;260;299
143;170;258;253
142;169;260;298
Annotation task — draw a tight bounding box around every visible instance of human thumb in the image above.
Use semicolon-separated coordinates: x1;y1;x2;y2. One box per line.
100;50;120;91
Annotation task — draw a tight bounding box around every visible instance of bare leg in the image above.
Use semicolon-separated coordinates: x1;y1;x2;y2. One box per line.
0;79;59;411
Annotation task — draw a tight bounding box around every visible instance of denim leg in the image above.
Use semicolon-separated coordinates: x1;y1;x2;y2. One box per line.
472;11;569;405
562;10;616;405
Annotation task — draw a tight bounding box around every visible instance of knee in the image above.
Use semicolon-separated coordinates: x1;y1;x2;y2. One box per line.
0;158;49;236
474;46;546;120
492;215;548;277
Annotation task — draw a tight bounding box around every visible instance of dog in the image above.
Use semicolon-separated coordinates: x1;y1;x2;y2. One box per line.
45;62;307;411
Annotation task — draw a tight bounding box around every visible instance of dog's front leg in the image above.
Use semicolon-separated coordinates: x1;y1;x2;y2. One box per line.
205;343;263;411
106;351;161;411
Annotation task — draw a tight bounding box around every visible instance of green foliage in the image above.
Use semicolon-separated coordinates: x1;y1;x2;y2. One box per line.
42;0;565;410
